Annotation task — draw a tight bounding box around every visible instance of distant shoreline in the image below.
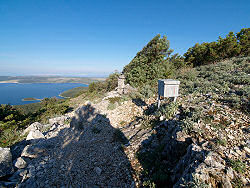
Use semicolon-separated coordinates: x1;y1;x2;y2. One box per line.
0;76;105;84
22;97;42;101
0;81;90;85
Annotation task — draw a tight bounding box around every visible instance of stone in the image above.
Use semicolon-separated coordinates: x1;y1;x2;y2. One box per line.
243;146;250;154
21;145;46;158
0;147;14;177
94;167;102;175
23;122;43;135
159;116;164;121
14;157;27;169
118;74;125;94
49;116;67;125
10;140;30;161
222;176;232;188
84;101;92;106
8;169;26;182
226;167;234;179
26;130;45;140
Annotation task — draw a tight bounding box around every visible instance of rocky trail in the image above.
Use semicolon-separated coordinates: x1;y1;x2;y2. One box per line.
0;89;249;187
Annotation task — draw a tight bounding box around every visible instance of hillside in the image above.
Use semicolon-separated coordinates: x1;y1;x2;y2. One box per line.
0;57;249;187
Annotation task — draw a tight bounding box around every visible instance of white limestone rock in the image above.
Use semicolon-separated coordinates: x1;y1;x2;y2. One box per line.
0;147;14;177
21;145;46;158
23;122;43;135
14;157;27;169
26;130;45;140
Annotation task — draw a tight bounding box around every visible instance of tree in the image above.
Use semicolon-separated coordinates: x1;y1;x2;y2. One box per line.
184;29;248;66
122;34;173;87
217;32;241;58
237;28;250;56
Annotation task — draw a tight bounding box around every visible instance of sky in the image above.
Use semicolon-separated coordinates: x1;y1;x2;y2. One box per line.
0;0;249;77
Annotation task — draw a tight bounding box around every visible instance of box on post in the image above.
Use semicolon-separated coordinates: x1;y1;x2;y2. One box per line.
158;79;180;108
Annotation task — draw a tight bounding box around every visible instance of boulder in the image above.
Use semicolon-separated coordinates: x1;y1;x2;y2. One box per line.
14;157;27;169
49;116;67;125
0;147;14;177
23;122;44;135
10;140;30;162
26;130;45;140
21;145;46;158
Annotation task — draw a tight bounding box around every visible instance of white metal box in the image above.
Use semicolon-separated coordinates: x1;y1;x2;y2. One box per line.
158;79;180;98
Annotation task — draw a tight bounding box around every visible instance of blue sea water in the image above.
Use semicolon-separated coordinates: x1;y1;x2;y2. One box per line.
0;83;87;105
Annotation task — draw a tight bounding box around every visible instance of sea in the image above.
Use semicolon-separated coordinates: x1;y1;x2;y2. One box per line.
0;83;87;105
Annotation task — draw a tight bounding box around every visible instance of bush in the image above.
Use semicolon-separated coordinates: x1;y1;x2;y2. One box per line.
0;98;70;147
184;28;249;66
123;34;185;88
88;73;119;95
229;159;246;174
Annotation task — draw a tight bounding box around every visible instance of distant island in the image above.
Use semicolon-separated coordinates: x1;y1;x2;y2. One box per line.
22;97;41;101
0;76;105;84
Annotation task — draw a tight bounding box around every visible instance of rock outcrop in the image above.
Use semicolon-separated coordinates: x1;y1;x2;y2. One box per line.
0;147;14;177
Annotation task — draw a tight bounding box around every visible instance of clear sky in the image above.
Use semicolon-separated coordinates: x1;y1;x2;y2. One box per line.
0;0;249;76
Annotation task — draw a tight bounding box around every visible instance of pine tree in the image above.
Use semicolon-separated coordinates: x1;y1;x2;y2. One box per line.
237;28;250;56
122;34;173;87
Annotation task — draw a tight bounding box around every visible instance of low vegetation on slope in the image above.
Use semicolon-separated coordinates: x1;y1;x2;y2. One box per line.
60;86;88;98
0;28;249;187
131;56;249;187
176;57;250;113
0;98;70;147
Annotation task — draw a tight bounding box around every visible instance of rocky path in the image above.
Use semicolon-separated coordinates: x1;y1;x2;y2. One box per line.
1;99;144;188
1;90;249;187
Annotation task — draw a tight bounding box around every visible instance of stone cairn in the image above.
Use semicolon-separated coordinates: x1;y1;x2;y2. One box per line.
117;74;125;94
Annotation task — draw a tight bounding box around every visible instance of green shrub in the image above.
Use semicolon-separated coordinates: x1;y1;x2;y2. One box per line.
229;159;246;174
108;97;122;104
184;28;249;66
87;73;119;95
107;103;117;111
158;102;179;119
123;34;185;88
0;98;70;147
139;85;156;99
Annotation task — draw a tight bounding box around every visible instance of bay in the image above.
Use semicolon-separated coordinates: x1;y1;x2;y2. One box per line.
0;83;87;105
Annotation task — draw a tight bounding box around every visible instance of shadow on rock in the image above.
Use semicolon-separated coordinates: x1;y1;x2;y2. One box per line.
6;104;134;187
136;103;209;187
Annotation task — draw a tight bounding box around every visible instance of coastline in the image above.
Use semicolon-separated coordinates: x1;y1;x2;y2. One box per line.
58;94;70;99
22;98;42;102
0;81;90;85
0;80;19;83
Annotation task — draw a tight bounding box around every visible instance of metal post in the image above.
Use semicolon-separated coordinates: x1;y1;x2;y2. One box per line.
158;95;161;109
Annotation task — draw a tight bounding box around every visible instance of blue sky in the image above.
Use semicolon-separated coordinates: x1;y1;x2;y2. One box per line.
0;0;249;76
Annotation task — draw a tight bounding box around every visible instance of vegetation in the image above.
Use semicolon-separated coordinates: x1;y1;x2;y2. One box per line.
0;98;70;147
122;34;184;88
82;73;120;101
176;57;250;113
88;73;119;94
229;159;246;174
22;97;41;101
60;86;88;98
184;28;249;66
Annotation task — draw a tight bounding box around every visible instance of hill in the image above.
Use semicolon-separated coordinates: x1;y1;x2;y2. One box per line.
0;57;249;187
